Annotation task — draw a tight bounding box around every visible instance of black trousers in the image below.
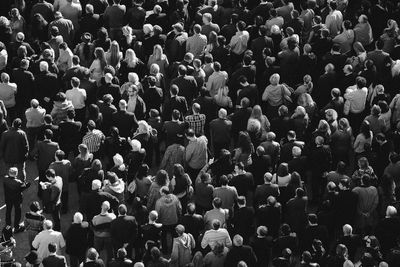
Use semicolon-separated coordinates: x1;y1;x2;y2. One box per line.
51;204;61;231
5;200;22;227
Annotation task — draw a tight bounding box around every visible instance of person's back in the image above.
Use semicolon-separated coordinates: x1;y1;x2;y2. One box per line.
155;192;181;226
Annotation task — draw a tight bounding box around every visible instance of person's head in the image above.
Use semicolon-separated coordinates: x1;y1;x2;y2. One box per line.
86;248;99;261
202;13;212;24
343;224;352;236
45;169;56;182
54;150;65;161
386;206;397;218
170;84;179;96
315;135;324;146
101;201;110;213
116;248;127;259
277;163;289;177
43;220;53;230
240;97;250;108
236;20;246;32
8;167;18;178
48;243;57;254
264;172;273;183
212;219;221;230
237;196;246;207
356;76;367;89
155;169;169;186
175;224;185;236
233;235;243;247
150;247;161;260
296;187;305;198
73;212;83;224
292;146;302;158
269;73;280;85
212;197;222;209
149;210;158;222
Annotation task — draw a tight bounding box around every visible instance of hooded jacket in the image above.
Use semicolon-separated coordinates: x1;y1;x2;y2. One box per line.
104;179;125;203
170;232;195;267
51;100;74;125
155;193;182;226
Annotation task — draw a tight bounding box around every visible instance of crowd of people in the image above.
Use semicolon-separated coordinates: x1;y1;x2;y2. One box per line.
1;0;400;266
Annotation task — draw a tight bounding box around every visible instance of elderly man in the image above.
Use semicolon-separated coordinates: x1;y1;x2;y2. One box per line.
32;220;66;261
209;108;232;157
0;73;17;121
25;99;46;158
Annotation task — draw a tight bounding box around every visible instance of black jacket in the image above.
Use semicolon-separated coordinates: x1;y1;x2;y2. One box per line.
110;215;138;247
0;127;28;164
3;175;29;203
111;110;138;138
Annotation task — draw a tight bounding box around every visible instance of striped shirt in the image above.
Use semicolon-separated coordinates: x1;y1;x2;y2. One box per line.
185;114;206;136
82;129;105;153
201;228;232;249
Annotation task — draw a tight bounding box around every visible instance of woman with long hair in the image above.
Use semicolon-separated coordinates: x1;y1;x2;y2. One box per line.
170;164;192;212
149;63;166;91
331;118;353;165
147;169;169;210
105;40;123;72
354;120;373;160
89;47;107;85
248;105;270;140
204;31;219;55
74;32;94;67
120;25;134;53
312;119;332;145
72;144;93;186
147;44;169;77
133;120;156;166
93;27;111;51
234;131;254;167
120;48;146;82
380;19;399;54
30;13;48;42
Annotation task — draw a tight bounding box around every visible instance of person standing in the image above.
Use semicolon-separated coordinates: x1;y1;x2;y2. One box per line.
65;212;90;267
42;242;68;267
66;77;87;123
209;108;232;157
58;109;82;157
41;169;63;231
32;220;66;262
0;118;28;181
185;128;208;182
92;201;116;265
82;120;105;159
170;224;196;267
0;73;17;122
110;204;138;259
36;129;60;198
49;150;72;214
25;99;46;159
3;167;30;232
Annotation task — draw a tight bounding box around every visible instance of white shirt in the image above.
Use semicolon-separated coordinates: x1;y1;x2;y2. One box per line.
32;229;65;260
66;87;87;109
344;86;367;114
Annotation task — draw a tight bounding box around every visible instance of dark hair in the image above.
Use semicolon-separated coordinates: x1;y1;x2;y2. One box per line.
359;120;371;139
155;170;169;186
48;243;57;253
55;150;65;160
237;131;253;154
44;129;53;140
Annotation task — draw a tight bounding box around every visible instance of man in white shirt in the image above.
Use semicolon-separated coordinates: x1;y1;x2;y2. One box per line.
206;62;228;97
325;1;343;37
344;76;368;133
32;220;66;261
66;77;86;122
229;21;250;67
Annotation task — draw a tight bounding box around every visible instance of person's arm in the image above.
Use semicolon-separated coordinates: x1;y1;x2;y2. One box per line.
262;87;269;102
225;231;232;247
170;238;179;263
201;232;209;249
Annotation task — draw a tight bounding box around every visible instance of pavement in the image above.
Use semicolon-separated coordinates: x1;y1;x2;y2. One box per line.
0;159;80;264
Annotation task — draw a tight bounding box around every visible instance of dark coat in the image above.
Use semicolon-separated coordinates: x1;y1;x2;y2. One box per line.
224;245;257;267
110;215;138;248
3;175;29;203
12;68;35;111
111;110;138;138
37;140;60;172
42;254;67;267
171;75;198;104
0;127;28;164
80;190;119;221
162;95;188;121
65;223;90;257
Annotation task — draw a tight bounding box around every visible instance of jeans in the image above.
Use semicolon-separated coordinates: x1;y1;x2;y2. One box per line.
5;201;21;227
5;162;26;182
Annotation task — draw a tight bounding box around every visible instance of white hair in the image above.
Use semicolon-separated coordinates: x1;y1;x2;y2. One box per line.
39;61;49;72
73;212;83;224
